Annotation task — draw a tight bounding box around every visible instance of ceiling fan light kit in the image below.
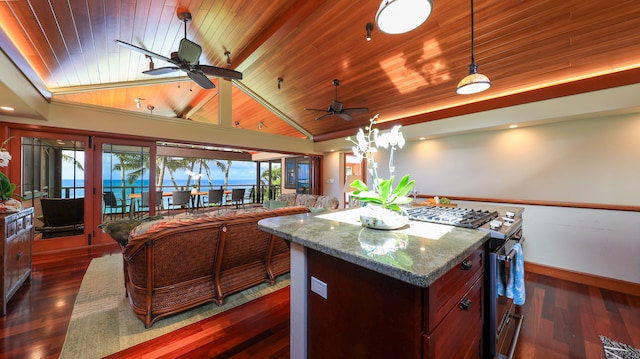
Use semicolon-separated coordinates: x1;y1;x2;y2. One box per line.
456;0;491;95
375;0;433;34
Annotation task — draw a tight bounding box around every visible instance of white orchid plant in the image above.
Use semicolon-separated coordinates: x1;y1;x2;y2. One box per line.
348;114;415;211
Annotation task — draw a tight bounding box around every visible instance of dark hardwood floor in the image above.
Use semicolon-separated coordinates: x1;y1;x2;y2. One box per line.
1;244;638;359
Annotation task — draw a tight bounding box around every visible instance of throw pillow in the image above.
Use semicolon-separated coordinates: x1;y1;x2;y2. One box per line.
313;196;339;210
267;200;288;209
295;194;318;207
99;215;164;246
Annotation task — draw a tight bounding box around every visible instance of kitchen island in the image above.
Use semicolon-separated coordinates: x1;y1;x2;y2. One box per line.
258;208;491;358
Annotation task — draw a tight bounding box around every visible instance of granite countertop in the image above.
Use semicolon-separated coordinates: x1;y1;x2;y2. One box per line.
258;208;490;288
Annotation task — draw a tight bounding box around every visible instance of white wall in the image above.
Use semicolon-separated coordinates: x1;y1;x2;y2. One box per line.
321;151;342;204
393;115;640;205
373;114;640;284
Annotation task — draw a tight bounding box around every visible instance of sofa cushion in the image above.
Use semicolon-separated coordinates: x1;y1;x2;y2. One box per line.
294;194;318;207
278;193;297;206
205;206;271;217
313;196;339;210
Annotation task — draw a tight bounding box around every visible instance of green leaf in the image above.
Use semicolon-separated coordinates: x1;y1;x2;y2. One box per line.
386;203;402;211
391;175;415;198
352;190;379;199
392;196;413;205
349;179;369;192
377;177;393;204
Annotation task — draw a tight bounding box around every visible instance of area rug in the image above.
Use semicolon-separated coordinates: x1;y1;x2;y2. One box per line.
59;253;290;359
601;336;640;359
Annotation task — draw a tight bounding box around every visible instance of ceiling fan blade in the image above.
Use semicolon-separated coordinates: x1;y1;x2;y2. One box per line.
143;66;179;75
187;70;216;89
304;107;329;112
198;65;243;80
178;38;202;64
336;113;354;121
343;107;369;115
114;40;172;63
315;113;334;121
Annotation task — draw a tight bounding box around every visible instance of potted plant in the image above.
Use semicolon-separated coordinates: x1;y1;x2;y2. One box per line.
348;115;415;229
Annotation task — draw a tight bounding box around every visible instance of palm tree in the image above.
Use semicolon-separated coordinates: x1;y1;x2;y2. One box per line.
110;153;146;200
260;167;281;201
162;158;191;190
261;167;281;185
215;160;232;190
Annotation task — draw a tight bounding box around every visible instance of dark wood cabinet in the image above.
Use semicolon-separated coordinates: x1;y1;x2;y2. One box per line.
306;246;484;359
1;207;34;315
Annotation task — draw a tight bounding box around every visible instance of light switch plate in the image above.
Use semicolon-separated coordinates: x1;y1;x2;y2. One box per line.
310;276;328;299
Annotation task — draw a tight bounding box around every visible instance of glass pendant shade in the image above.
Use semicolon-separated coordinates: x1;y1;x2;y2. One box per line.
375;0;433;34
456;64;491;94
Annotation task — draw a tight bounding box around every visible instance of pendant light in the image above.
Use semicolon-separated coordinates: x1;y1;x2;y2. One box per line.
456;0;491;95
375;0;433;35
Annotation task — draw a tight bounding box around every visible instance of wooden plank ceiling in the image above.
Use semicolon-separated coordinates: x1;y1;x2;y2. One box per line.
1;0;639;141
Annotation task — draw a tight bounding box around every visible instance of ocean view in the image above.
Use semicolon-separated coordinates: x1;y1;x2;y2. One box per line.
62;179;257;200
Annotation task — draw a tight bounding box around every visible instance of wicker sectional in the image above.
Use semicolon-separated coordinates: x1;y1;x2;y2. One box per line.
120;206;310;328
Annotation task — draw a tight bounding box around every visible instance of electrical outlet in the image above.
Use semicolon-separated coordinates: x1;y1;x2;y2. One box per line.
310;276;328;299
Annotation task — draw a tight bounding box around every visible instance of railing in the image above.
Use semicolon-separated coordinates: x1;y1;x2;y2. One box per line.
37;183;282;215
100;183;282;214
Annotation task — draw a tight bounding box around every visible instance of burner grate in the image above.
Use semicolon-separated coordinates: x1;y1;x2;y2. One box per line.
406;206;498;229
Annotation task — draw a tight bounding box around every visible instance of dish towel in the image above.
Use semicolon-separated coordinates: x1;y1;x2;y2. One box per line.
505;243;526;305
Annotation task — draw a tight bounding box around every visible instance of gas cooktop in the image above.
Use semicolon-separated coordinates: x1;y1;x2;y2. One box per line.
405;206;499;229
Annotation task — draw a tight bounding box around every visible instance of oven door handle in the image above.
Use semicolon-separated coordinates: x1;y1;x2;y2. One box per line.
497;236;525;262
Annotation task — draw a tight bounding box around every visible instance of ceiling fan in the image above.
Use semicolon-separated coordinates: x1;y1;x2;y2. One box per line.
115;12;242;89
304;79;369;120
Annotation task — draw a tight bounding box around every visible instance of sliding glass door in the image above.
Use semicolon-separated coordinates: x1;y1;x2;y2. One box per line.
257;160;281;202
16;131;89;250
92;138;155;244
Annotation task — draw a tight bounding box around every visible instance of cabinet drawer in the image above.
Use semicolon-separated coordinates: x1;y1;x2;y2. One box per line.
24;213;32;228
423;276;483;359
16;216;24;232
6;219;17;239
424;248;484;332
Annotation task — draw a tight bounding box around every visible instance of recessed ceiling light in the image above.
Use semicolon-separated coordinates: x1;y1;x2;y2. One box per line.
0;106;15;111
419;137;426;140
509;124;518;129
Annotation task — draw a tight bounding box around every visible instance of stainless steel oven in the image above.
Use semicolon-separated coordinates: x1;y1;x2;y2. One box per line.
483;220;525;359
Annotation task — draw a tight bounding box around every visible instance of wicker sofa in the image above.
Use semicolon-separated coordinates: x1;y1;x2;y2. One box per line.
119;206;310;328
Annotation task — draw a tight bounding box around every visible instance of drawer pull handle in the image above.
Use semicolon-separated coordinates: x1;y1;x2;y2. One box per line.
461;259;473;271
459;298;472;310
16;251;22;260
